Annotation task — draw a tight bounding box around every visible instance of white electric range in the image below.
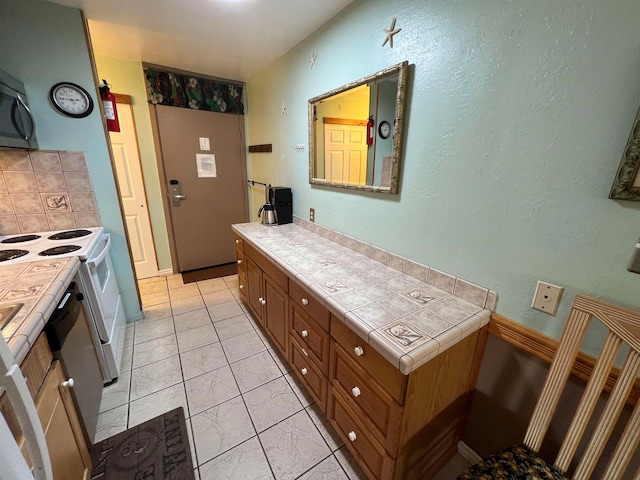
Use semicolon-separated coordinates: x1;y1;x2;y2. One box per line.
0;228;126;385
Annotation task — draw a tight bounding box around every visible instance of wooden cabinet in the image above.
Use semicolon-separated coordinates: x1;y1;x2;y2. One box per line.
1;333;91;478
234;232;487;480
27;360;92;479
236;236;289;357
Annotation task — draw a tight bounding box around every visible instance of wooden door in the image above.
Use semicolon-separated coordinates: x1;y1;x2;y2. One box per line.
263;273;289;356
324;122;368;184
110;100;158;279
155;105;248;272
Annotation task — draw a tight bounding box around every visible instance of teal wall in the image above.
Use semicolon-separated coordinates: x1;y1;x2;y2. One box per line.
1;0;142;321
94;55;173;273
246;0;640;343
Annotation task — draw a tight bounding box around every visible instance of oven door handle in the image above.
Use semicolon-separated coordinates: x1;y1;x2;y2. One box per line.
86;233;111;270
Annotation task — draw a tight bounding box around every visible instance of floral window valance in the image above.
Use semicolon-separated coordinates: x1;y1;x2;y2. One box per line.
145;68;245;115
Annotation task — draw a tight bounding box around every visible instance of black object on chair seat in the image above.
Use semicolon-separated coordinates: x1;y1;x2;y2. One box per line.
457;445;567;480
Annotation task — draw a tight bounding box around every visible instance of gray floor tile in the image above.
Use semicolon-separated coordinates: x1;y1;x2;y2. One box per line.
197;278;227;294
230;350;282;393
174;308;212;333
132;333;178;368
259;410;331;479
172;295;206;316
170;284;201;301
268;347;292;375
202;288;236;307
191;396;256;466
119;345;133;373
243;377;303;432
130;355;183;400
214;314;254;340
306;404;343;452
99;371;130;413
177;323;219;352
141;290;170;307
284;372;315;408
181;342;228;380
221;329;266;363
141;302;173;322
185;365;240;416
208;300;244;322
334;447;368;480
298;455;348;479
128;383;189;427
199;436;274;480
135;317;175;344
94;404;128;443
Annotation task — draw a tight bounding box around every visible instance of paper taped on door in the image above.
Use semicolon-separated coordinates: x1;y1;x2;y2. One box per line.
196;154;217;177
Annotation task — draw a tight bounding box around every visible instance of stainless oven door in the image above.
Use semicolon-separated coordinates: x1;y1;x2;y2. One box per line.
79;233;120;342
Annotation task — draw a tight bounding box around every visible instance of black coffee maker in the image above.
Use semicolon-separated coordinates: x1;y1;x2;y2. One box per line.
267;187;292;224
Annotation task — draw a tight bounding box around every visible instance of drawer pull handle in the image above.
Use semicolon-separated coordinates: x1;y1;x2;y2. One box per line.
301;368;308;376
260;298;266;305
237;259;242;265
239;284;244;290
235;239;240;244
354;346;364;357
351;387;361;397
302;348;309;357
62;378;74;388
348;431;357;442
301;329;308;338
301;298;309;306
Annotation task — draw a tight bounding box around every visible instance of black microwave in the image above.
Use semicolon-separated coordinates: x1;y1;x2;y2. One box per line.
0;69;37;149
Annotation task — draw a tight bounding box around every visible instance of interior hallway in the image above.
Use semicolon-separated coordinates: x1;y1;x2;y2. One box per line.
95;273;469;479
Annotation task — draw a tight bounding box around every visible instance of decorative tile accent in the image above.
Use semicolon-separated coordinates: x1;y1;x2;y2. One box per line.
0;284;47;301
382;321;431;348
316;257;336;267
319;279;351;294
403;290;435;306
0;150;99;234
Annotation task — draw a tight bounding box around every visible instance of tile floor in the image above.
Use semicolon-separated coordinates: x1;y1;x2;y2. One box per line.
95;273;469;479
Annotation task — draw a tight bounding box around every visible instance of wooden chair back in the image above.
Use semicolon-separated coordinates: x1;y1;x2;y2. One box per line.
524;295;640;479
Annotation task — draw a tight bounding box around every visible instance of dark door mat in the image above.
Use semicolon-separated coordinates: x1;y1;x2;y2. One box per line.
90;407;194;480
182;262;237;284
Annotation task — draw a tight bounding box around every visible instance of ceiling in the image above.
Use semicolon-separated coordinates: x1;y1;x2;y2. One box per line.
48;0;356;82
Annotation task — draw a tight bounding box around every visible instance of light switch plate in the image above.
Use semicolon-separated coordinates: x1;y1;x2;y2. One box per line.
309;208;315;222
199;137;210;151
295;144;305;152
532;281;564;315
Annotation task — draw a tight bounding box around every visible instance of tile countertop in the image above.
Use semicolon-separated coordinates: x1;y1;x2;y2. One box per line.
233;222;494;375
0;257;80;365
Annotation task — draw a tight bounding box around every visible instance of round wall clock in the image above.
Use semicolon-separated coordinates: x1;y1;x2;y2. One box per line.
49;82;94;118
378;120;391;139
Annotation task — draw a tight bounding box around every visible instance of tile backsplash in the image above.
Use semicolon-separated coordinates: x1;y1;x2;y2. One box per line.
0;149;100;235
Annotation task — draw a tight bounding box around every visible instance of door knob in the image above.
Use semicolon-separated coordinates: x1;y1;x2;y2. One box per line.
348;431;357;442
173;194;187;200
301;330;308;338
62;378;74;388
354;346;364;357
301;298;309;306
301;368;308;376
352;387;361;397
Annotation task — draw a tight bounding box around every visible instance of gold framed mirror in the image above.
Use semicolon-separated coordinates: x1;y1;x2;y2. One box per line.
308;61;409;194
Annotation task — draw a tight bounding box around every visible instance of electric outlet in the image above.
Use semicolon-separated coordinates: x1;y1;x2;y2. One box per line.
531;281;564;315
309;208;315;222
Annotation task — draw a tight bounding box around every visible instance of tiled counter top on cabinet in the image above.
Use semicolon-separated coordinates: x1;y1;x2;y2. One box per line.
232;221;495;375
0;257;80;364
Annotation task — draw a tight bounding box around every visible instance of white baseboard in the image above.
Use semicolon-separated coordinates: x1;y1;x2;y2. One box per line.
457;441;482;465
157;269;174;277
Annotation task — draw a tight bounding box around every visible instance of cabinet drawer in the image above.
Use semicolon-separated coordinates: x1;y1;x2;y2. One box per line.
331;342;402;454
236;248;247;278
245;243;288;291
289;280;330;330
234;234;244;250
290;336;327;413
291;303;329;374
328;387;395;480
331;319;406;404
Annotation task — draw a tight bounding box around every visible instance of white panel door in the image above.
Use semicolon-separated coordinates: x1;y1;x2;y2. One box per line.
110;103;158;279
324;124;367;184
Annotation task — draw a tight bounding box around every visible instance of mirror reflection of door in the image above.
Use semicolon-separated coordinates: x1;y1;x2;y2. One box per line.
154;105;248;272
109;96;159;279
323;119;367;184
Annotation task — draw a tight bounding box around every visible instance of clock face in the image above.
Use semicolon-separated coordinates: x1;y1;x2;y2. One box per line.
50;82;94;118
378;120;391;139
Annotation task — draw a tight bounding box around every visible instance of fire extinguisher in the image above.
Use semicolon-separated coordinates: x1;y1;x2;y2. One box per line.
99;79;120;132
366;115;374;146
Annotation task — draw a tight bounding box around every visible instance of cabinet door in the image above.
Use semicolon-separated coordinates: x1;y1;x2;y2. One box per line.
263;273;289;357
246;258;264;324
22;360;91;479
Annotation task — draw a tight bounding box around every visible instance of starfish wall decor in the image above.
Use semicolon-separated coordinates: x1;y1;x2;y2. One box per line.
382;17;402;48
309;51;317;69
281;101;287;117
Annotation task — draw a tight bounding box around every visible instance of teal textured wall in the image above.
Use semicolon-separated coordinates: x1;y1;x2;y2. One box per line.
246;0;640;342
1;0;142;320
